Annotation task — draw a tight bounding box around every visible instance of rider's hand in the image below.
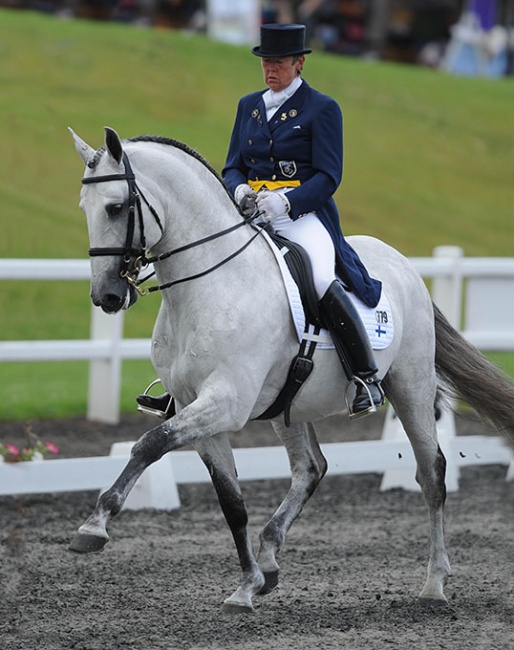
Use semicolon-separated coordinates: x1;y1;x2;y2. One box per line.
256;191;291;222
234;184;258;217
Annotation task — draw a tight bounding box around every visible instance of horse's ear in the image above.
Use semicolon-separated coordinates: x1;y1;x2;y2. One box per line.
68;127;95;165
104;127;123;165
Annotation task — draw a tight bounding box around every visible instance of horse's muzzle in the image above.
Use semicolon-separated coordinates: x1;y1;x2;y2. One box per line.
91;285;137;314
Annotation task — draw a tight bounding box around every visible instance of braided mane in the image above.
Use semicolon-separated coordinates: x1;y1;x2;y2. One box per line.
89;134;237;207
87;135;240;212
128;135;224;184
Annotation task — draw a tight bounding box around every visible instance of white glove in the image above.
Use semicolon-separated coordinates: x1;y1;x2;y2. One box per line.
234;183;258;216
256;191;291;222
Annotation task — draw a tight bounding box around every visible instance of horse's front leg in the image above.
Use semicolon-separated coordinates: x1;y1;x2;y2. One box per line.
257;421;328;594
68;420;174;553
68;387;265;613
68;388;240;554
194;433;265;613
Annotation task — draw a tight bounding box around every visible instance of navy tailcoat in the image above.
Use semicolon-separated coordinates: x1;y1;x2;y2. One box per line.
222;80;381;308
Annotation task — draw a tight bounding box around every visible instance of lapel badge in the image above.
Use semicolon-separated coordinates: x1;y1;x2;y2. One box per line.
280;112;287;121
252;109;260;119
279;160;297;178
289;109;297;118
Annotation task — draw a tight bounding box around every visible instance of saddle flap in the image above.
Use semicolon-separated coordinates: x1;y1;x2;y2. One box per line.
265;229;321;327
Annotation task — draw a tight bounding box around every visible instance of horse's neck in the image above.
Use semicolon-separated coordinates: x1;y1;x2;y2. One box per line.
130;144;294;370
140;144;240;241
132;143;258;301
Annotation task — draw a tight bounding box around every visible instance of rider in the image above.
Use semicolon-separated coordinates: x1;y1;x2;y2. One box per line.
137;23;384;420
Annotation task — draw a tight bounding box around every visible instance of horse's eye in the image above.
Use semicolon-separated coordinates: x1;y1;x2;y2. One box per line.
106;203;124;217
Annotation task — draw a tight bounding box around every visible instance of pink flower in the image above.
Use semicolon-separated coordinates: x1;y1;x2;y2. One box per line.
6;444;20;456
44;441;59;455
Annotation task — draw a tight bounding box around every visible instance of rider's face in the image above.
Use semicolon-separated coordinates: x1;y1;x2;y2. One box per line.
261;56;305;92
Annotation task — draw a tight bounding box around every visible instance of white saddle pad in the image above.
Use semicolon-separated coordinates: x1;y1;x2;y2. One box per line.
263;231;394;350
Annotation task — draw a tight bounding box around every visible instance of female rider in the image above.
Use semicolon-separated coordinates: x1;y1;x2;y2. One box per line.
138;23;384;419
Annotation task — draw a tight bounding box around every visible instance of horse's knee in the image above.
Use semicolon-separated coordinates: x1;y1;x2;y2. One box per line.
131;424;171;465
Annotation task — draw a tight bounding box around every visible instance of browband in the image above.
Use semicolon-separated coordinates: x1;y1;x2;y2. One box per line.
82;172;134;185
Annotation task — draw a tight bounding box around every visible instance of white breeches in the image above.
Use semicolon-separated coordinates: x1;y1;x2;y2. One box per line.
261;199;336;299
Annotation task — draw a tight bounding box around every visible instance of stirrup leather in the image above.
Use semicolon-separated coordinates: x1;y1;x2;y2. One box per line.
136;379;172;419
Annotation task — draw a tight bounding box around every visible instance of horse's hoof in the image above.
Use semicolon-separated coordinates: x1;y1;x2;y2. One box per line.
221;600;254;614
68;533;108;554
258;570;279;595
417;596;448;608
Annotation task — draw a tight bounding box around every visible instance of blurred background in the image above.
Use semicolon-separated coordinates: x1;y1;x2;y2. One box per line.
2;0;514;75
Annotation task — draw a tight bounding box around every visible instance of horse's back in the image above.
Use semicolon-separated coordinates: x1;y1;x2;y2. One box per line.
348;235;421;280
348;235;431;311
348;235;435;368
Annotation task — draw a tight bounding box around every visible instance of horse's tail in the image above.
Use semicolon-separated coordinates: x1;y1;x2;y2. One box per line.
434;303;514;448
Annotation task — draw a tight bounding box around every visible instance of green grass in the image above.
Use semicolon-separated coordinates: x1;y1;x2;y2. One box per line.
0;10;513;420
1;360;159;421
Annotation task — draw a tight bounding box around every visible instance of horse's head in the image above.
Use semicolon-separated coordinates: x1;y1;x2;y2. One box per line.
70;127;164;313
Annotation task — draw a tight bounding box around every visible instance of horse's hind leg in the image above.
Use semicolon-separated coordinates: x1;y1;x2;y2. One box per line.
386;379;452;602
257;421;328;594
194;433;265;613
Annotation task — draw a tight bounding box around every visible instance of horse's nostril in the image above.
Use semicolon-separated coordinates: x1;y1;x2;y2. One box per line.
101;293;124;314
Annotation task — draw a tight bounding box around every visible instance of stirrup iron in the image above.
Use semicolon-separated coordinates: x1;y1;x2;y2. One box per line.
136;379;171;419
345;376;377;421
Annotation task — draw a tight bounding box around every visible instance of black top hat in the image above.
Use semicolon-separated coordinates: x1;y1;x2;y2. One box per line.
252;24;312;58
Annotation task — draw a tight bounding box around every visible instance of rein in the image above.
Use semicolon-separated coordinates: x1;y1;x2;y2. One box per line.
82;152;263;296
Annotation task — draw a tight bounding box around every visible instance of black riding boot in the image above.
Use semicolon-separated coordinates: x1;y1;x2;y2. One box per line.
136;383;175;419
319;280;385;418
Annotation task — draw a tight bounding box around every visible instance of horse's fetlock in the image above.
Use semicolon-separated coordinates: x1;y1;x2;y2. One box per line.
260;521;285;551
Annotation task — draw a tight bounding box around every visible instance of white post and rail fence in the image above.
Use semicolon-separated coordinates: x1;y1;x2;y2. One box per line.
1;246;513;506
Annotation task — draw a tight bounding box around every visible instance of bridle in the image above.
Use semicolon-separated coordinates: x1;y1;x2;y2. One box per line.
82;152;163;291
82;152;263;296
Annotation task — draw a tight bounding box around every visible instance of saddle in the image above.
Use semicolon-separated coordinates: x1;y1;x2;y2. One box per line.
255;227;323;425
